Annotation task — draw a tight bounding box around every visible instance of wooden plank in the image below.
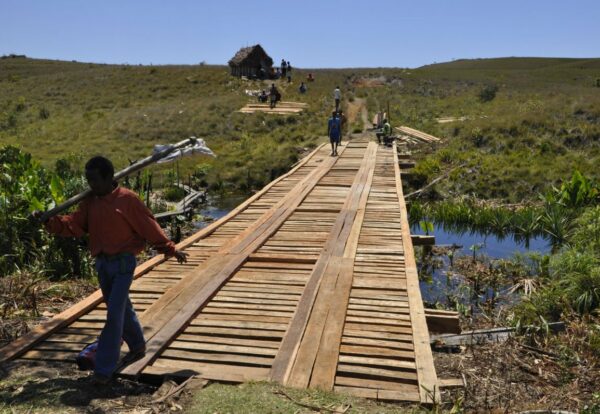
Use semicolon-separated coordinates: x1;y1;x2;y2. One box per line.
338;355;416;370
148;359;270;382
336;364;418;382
396;126;441;143
248;253;318;264
176;334;280;349
411;235;435;246
392;141;439;404
339;345;414;360
425;309;460;334
333;385;377;399
439;377;465;389
335;375;419;393
377;389;421;402
182;326;284;339
162;349;274;365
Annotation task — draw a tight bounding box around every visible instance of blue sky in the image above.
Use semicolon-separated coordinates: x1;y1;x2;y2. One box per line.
2;0;599;68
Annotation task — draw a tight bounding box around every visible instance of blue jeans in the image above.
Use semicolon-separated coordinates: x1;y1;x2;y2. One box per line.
94;253;145;377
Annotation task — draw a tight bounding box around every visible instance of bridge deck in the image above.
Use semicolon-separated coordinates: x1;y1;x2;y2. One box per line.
0;139;438;404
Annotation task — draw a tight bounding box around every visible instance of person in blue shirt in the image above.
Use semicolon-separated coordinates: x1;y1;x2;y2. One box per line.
327;111;341;156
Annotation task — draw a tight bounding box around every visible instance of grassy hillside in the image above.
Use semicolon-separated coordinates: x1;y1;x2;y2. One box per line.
0;57;347;192
347;58;600;201
1;55;600;199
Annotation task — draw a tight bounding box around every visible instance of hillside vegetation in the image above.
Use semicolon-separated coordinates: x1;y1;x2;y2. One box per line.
0;57;339;191
3;56;600;200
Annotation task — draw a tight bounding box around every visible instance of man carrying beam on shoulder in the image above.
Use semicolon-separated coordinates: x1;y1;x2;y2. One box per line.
33;156;188;385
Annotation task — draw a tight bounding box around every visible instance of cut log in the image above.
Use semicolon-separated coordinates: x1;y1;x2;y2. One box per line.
398;161;416;169
411;235;435;246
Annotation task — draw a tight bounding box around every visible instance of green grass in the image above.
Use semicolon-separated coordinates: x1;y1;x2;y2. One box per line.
187;381;422;414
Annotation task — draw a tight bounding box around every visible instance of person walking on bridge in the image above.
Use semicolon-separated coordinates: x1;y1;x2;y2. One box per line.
333;86;341;112
33;156;188;385
328;111;341;156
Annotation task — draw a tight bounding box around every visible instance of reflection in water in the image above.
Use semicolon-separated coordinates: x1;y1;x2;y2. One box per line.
412;224;550;307
194;193;249;228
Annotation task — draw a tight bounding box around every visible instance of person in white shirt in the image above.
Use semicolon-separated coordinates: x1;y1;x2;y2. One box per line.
334;86;341;112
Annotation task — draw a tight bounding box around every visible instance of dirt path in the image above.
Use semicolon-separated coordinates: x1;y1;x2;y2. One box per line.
345;97;370;132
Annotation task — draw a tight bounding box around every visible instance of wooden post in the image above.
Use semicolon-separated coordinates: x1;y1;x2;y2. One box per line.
387;101;390;124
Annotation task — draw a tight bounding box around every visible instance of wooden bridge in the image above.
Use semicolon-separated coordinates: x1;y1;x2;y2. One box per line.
0;139;439;404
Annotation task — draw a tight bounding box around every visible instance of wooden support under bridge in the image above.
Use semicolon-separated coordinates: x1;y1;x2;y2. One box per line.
0;139;439;405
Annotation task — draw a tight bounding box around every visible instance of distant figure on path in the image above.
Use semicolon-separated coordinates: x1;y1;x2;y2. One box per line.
328;111;341;156
307;73;315;82
32;156;188;385
270;83;279;109
334;86;341;112
287;61;292;73
299;82;307;94
376;118;392;145
258;90;268;103
281;59;287;77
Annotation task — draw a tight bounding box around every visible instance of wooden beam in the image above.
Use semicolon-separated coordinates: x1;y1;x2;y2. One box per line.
438;377;465;389
396;126;441;143
411;235;435;246
424;309;460;334
392;141;439;405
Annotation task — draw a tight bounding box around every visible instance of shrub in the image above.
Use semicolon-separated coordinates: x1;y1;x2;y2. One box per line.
15;97;26;112
479;84;499;102
163;186;186;202
0;146;93;278
571;206;600;254
39;107;50;120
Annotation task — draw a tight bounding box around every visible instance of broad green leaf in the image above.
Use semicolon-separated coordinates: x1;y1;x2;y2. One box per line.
50;174;65;203
28;196;45;212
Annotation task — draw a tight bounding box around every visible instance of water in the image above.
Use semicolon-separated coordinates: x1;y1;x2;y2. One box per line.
194;192;249;227
413;224;550;258
411;224;551;305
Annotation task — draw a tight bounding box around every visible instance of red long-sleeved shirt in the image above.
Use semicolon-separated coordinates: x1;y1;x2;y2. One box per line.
45;186;176;258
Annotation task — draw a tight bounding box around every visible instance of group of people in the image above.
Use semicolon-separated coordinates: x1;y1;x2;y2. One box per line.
256;83;282;108
327;86;347;156
327;86;346;155
373;111;393;145
280;59;292;82
376;118;392;145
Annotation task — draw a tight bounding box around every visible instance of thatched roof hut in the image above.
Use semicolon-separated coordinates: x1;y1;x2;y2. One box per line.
228;44;273;78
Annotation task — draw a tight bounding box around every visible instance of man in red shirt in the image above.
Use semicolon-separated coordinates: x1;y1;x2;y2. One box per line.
35;156;188;384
